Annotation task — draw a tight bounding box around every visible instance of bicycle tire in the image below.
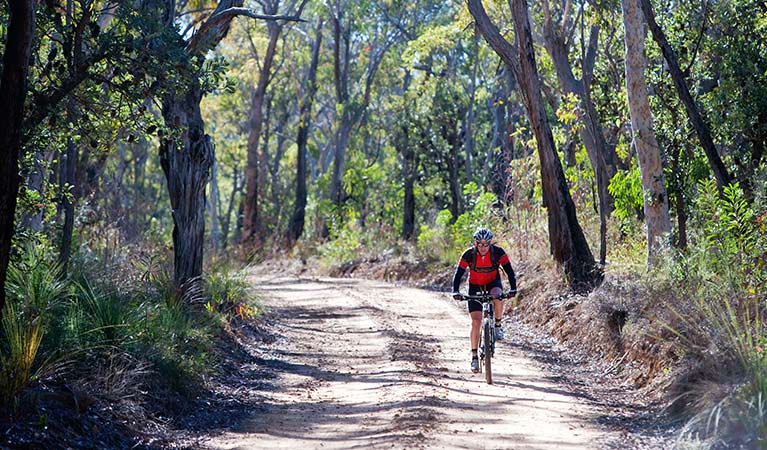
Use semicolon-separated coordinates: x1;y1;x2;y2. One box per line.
483;320;493;384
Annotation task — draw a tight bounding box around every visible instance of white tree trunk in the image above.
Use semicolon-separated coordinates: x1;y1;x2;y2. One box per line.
620;0;671;266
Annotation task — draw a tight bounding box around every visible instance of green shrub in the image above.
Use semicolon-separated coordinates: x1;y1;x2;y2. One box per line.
0;302;45;405
608;163;644;229
203;265;257;319
659;180;767;445
416;183;503;265
74;280;135;346
318;210;393;268
147;302;214;393
1;244;69;404
416;209;457;264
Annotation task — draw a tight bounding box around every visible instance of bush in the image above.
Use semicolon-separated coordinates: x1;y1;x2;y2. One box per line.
1;244;69;405
608;163;644;230
74;280;136;346
416;182;504;265
658;180;767;446
204;264;257;320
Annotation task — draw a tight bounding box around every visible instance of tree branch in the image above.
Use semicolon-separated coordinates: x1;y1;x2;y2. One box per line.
467;0;522;81
187;7;306;54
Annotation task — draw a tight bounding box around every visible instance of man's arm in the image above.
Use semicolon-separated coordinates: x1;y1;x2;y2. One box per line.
452;266;466;293
496;248;517;294
452;250;471;293
502;262;516;294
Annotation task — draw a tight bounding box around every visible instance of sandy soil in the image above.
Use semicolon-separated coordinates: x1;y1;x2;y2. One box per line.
203;275;610;450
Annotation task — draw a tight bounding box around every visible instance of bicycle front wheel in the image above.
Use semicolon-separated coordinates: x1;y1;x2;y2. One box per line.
483;320;493;384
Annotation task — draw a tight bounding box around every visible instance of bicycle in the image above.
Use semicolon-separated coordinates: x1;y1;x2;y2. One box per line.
454;291;512;384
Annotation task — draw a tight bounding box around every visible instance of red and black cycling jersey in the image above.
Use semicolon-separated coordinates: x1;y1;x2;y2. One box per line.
452;245;516;292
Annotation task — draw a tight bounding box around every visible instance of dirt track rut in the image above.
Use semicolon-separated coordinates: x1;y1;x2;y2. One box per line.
204;275;605;449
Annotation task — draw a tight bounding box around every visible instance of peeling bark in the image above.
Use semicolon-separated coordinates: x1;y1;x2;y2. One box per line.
620;0;671;266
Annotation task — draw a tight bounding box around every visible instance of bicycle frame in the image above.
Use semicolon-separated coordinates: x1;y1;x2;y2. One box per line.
455;291;511;384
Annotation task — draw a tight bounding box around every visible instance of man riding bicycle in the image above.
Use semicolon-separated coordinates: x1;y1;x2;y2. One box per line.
452;227;517;373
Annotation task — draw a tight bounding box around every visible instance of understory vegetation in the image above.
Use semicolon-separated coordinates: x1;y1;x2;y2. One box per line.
0;237;257;446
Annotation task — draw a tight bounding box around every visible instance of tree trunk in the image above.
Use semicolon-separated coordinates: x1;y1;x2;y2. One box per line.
491;85;515;205
58;133;78;277
582;24;614;266
446;112;463;222
468;0;601;290
670;142;688;249
59;2;79;277
0;0;37;319
621;0;671;266
221;164;243;250
330;122;353;207
290;20;323;244
160;86;214;287
242;21;282;244
19;154;45;232
639;0;731;193
402;157;416;240
401;88;417;241
540;0;616;265
327;4;392;213
208;155;221;254
464;30;480;184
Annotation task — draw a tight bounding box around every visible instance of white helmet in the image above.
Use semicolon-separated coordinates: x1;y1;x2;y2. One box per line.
473;227;493;242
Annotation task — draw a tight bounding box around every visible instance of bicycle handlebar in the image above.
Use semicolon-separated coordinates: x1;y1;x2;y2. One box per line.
453;292;513;302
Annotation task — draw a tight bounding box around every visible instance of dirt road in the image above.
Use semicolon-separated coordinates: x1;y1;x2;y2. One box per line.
204;275;607;450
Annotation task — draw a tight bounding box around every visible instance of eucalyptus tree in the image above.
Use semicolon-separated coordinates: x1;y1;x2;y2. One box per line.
326;0;402;212
405;56;464;223
380;0;458;239
638;0;730;194
289;19;324;244
0;0;37;320
620;0;671;266
538;0;618;265
468;0;601;290
2;0;180;314
241;0;308;245
698;0;767;197
153;1;302;288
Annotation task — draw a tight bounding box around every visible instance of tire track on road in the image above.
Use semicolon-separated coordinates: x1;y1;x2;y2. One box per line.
204;276;606;450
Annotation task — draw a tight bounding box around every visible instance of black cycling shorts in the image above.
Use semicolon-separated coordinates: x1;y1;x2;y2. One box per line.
467;277;503;313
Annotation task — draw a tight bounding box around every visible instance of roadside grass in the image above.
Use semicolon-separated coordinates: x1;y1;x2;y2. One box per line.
1;240;260;445
0;244;68;405
650;181;767;448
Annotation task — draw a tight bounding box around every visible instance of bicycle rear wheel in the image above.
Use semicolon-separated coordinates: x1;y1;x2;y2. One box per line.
483;320;493;384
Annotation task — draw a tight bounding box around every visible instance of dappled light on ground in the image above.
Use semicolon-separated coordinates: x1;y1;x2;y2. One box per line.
204;276;603;449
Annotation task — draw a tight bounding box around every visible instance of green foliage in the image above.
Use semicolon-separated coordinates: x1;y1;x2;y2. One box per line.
203;265;257;320
693;181;764;282
0;301;45;406
1;244;69;404
555;92;582;130
401;23;464;69
416;183;502;265
74;280;135;346
452;183;501;245
141;301;214;394
318;214;367;267
608;164;644;227
659;180;767;444
416;209;459;264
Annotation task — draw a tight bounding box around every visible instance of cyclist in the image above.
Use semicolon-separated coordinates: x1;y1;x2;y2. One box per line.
452;227;517;373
